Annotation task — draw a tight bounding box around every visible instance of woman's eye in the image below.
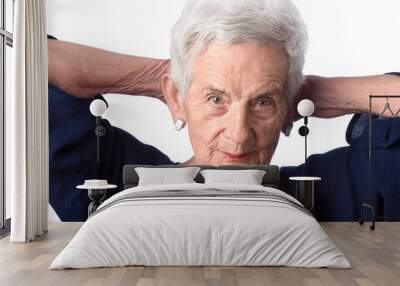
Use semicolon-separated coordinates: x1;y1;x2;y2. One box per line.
255;98;272;108
209;95;223;105
252;97;276;116
257;99;269;106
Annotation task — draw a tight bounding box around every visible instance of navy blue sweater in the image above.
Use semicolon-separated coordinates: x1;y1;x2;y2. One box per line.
49;84;173;221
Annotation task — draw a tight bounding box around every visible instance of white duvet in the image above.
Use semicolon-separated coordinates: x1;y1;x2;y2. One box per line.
50;183;351;269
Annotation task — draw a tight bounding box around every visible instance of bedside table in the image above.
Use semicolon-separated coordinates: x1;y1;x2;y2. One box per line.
77;180;117;217
289;177;322;210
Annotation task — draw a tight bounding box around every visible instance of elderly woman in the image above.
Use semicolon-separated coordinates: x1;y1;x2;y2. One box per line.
48;0;400;221
162;0;307;165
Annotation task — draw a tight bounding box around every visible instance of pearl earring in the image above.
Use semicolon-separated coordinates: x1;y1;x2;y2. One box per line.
175;119;185;131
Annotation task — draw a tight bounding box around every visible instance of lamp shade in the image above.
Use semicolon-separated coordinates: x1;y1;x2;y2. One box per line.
297;99;315;117
90;99;107;117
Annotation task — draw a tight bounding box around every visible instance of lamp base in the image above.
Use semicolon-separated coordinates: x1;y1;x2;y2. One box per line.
95;125;106;136
298;125;309;136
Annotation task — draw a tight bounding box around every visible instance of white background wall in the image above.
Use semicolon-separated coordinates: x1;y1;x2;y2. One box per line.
47;0;400;167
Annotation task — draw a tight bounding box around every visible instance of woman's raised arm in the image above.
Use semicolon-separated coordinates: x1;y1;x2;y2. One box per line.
289;74;400;121
48;38;169;100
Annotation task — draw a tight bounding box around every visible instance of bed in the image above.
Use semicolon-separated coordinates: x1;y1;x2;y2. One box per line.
50;165;350;269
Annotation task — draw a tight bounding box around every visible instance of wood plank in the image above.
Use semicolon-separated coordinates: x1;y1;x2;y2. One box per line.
0;222;399;286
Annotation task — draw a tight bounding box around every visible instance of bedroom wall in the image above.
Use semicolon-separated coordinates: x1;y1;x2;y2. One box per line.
47;0;400;167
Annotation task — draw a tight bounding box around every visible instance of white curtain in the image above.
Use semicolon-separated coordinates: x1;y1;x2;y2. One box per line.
9;0;49;242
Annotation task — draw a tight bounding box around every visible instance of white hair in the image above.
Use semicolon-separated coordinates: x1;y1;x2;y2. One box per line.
170;0;308;101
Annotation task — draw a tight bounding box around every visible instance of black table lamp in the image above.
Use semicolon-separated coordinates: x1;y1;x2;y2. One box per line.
297;99;315;163
89;99;108;165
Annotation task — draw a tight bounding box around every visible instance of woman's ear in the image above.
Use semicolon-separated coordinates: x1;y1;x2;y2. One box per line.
281;102;294;137
161;74;186;123
282;121;293;137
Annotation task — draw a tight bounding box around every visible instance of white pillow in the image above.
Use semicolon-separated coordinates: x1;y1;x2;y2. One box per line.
200;169;266;185
135;167;201;186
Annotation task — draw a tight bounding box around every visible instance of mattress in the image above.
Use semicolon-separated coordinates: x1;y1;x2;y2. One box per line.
50;183;351;269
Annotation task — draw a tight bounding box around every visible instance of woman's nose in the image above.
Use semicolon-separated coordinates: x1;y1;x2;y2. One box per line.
225;105;253;146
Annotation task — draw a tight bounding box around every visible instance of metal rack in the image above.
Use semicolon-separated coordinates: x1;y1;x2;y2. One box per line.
359;95;400;230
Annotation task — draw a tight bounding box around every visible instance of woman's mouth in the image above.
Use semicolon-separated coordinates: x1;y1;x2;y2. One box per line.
221;151;253;162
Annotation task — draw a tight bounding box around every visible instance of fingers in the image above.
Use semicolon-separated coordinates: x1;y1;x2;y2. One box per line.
281;75;316;135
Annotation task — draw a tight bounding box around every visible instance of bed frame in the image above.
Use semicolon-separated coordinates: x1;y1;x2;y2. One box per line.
123;165;280;190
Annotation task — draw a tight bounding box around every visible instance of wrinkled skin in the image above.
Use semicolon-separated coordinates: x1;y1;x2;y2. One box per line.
163;42;289;165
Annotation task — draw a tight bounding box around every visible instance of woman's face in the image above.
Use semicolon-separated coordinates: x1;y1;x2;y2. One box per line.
167;42;289;165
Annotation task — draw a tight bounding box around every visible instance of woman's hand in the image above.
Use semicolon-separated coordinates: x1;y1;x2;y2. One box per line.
282;75;317;134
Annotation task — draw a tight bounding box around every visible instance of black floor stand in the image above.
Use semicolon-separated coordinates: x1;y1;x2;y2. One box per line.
359;95;400;231
358;203;376;231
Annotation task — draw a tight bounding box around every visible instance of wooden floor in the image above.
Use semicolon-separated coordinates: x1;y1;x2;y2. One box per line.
0;222;399;286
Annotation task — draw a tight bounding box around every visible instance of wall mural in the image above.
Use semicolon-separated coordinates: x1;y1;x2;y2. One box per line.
47;0;400;223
